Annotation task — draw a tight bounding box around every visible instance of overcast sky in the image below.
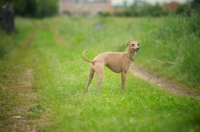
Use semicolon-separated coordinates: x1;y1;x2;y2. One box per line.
112;0;190;5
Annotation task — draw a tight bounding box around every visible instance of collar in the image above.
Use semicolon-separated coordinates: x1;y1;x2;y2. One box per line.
124;51;134;61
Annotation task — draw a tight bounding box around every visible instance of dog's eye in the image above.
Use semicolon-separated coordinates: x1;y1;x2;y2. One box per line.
132;44;135;46
137;44;139;46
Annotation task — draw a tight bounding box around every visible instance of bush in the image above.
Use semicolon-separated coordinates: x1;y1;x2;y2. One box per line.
98;12;111;17
176;4;191;16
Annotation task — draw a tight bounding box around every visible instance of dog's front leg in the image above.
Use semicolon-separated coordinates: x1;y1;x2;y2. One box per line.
121;72;126;89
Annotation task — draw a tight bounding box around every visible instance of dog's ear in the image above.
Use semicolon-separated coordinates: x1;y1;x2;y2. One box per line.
127;41;130;46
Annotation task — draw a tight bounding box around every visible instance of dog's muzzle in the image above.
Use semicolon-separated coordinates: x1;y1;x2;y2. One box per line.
134;48;139;52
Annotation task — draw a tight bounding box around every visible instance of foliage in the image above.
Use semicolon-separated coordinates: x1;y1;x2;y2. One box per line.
114;0;200;17
140;3;162;17
176;4;191;16
35;0;58;18
98;12;112;17
114;2;163;17
14;0;36;16
6;0;57;17
191;0;200;9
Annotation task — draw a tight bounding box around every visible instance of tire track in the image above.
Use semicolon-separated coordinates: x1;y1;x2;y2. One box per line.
0;28;40;132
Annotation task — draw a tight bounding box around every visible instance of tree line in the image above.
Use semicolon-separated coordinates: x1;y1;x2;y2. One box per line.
1;0;200;18
2;0;58;18
109;0;200;17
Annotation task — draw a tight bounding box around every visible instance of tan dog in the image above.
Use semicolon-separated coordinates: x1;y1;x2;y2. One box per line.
83;41;139;92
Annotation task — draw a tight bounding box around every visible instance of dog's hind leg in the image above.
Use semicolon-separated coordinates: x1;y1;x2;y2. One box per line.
84;67;95;93
95;64;104;92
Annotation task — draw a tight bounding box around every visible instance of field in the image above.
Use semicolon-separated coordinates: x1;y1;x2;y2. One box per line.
0;16;200;132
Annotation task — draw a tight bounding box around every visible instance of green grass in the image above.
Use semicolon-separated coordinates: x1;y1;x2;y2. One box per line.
0;16;200;132
136;14;200;89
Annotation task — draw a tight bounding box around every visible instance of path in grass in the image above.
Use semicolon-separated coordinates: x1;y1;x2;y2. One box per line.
0;22;39;132
130;64;200;100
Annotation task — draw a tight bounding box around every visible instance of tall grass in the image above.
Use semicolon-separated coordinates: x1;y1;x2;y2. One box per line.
137;13;200;89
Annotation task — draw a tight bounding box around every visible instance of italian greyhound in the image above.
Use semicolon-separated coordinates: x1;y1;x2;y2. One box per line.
83;41;139;92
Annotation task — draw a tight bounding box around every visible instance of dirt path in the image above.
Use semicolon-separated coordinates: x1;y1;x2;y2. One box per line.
0;28;39;132
129;64;200;100
9;69;37;132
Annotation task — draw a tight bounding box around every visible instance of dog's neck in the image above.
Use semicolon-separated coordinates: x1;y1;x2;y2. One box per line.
125;48;136;61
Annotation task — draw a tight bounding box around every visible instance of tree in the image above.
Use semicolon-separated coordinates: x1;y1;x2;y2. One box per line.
176;4;191;16
140;3;162;17
191;0;200;9
5;0;58;18
35;0;58;18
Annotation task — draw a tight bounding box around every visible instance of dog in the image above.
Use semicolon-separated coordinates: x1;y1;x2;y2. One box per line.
83;41;139;92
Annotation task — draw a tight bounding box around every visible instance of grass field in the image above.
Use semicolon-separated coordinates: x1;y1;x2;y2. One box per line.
0;16;200;132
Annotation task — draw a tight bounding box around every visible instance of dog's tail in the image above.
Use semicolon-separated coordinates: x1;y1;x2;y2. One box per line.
82;50;94;64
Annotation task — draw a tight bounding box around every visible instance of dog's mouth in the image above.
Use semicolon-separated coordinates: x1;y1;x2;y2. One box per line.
133;48;139;52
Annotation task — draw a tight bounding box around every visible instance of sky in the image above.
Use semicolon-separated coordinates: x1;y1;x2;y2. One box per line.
112;0;190;6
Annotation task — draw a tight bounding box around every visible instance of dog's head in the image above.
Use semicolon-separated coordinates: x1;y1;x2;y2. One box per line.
127;41;139;52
